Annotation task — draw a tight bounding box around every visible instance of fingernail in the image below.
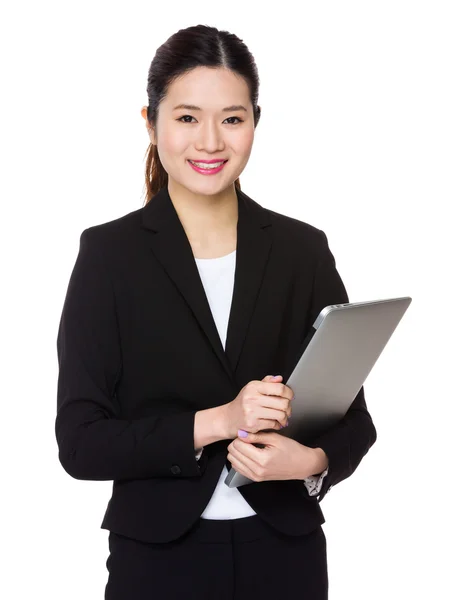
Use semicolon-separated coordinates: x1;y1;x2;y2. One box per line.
272;375;280;380
238;429;248;438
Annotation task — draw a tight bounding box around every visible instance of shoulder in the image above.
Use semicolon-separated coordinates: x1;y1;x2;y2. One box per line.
241;188;328;250
77;206;145;265
260;202;330;258
80;205;143;243
241;188;332;266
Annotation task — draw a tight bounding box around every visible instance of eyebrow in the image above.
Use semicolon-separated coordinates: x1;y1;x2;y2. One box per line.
172;103;248;112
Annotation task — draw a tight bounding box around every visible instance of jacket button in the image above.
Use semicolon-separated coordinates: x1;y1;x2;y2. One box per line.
170;465;181;475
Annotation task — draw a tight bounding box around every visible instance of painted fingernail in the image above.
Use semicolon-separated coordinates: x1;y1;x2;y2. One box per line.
238;429;248;437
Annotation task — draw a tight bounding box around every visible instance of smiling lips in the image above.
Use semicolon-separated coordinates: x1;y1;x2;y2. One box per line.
189;159;227;168
188;159;228;174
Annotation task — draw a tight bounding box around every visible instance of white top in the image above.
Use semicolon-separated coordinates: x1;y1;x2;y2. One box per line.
193;249;328;520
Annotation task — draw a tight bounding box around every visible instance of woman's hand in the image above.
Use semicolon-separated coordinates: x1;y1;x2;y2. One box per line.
221;375;294;439
227;430;327;482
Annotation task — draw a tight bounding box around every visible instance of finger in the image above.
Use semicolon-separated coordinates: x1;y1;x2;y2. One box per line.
258;381;293;405
254;407;289;427
250;394;291;424
228;443;261;474
227;453;258;482
257;420;284;432
233;438;266;465
256;395;290;411
237;431;276;445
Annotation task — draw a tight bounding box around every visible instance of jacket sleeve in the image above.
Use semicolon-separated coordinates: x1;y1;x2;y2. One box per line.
55;228;208;481
305;230;377;502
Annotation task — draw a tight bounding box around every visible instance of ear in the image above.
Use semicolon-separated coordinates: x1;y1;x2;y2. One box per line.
141;106;155;144
255;104;261;127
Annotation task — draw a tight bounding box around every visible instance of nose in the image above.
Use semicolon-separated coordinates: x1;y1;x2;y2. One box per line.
194;120;225;153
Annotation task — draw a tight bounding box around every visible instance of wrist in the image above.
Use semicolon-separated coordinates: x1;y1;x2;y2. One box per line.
214;403;232;440
194;405;230;449
304;447;329;479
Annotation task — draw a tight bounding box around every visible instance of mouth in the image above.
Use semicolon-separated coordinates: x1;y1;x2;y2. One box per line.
187;159;228;174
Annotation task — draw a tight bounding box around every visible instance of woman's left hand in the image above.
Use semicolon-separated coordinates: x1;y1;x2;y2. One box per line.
227;430;326;482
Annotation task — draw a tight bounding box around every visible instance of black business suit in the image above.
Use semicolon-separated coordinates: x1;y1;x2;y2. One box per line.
55;185;377;549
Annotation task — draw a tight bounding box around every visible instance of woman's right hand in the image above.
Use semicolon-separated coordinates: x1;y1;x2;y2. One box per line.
222;375;294;439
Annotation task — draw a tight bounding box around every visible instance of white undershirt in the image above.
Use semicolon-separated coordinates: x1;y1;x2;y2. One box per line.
193;250;327;519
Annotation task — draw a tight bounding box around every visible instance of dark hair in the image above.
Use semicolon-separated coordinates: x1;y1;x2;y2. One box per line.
142;24;261;205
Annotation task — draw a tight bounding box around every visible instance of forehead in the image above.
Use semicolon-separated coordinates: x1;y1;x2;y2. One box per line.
164;66;250;106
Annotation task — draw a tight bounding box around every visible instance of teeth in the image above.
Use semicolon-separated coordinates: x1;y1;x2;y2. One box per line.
189;160;225;169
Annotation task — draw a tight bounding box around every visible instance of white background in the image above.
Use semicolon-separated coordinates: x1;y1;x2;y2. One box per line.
1;1;474;598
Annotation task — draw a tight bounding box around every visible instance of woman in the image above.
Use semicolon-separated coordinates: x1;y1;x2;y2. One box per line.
55;24;377;600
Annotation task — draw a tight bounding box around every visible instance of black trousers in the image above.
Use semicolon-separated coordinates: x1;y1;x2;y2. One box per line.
105;515;328;599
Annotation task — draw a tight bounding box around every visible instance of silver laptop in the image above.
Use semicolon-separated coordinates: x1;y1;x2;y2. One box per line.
225;296;412;488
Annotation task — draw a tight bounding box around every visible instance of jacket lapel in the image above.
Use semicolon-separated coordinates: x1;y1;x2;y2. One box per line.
141;185;272;381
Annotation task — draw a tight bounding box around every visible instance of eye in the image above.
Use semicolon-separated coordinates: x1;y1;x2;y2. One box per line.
177;115;196;123
176;115;243;125
225;116;244;125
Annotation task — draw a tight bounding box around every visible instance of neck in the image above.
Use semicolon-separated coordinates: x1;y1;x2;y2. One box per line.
167;179;239;248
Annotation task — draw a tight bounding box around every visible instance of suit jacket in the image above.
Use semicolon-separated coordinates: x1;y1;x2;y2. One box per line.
55;185;377;544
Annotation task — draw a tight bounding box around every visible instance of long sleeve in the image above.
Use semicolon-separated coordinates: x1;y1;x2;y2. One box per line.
55;228;208;481
305;231;377;502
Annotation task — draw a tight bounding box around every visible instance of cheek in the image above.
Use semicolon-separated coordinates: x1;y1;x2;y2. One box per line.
158;128;189;156
234;129;254;157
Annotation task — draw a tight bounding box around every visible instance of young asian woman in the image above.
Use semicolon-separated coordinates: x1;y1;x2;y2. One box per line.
55;24;377;600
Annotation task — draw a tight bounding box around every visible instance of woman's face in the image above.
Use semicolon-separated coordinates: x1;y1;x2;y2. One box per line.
144;66;256;197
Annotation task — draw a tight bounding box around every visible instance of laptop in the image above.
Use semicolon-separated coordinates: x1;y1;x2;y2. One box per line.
225;296;412;488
